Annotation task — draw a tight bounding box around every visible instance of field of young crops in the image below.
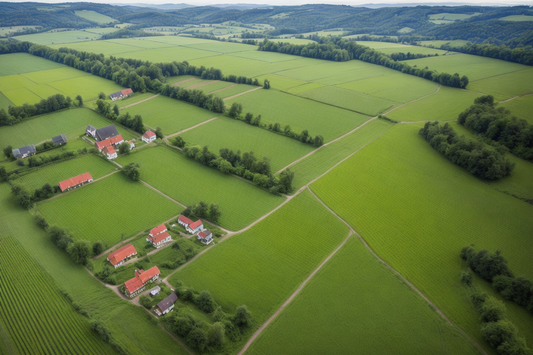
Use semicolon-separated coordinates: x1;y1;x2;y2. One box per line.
169;190;349;323
467;68;533;101
0;53;64;76
0;236;114;354
74;10;118;24
0;108;137;150
362;41;448;55
247;237;479;355
116;146;284;230
0;92;14;110
13;30;103;45
179;116;315;172
36;173;180;245
500;94;533;124
311;123;533;348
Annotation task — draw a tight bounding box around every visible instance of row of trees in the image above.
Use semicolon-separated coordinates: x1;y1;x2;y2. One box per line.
95;99;146;133
159;84;226;114
461;246;533;315
182;201;221;223
419;121;514;180
389;52;437;61
440;42;533;66
258;37;469;88
458;95;533;162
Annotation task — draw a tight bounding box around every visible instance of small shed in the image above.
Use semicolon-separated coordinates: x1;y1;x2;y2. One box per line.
150;286;161;297
52;134;67;146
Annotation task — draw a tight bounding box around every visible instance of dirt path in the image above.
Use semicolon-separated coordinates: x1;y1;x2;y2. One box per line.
499;92;533;103
209;84;236;94
164;116;219;140
186;80;219;90
222;86;263;101
141;180;186;208
382;84;441;116
172;78;196;87
120;94;159;110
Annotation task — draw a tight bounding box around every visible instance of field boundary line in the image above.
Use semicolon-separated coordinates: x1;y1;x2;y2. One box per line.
381;84;441;116
238;230;354;355
140;180;186;208
119;94;159;110
209;84;236;94
185;80;219;90
222;86;263;101
164;116;219;140
306;188;489;355
171;78;196;87
498;92;533;103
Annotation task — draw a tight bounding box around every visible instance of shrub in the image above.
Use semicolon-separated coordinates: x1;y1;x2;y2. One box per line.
195;290;216;313
233;305;252;328
186;328;207;351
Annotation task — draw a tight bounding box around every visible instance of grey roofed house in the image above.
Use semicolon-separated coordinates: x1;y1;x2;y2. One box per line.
109;91;122;100
12;144;36;159
52;134;67;146
95;125;119;142
155;292;178;315
85;125;96;138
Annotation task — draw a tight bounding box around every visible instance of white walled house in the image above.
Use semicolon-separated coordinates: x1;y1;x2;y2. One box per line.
142;131;156;143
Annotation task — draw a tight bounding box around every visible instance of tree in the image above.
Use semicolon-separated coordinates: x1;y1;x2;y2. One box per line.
173;316;193;336
0;166;7;181
218;159;232;174
480;296;506;323
461;271;473;286
244;112;253;123
222;320;241;341
207;322;225;347
234;305;252;328
209;204;221;223
278;169;294;194
98;92;106;100
93;241;105;255
68;240;91;265
3;145;13;159
228;102;242;118
118;142;130;155
174;136;185;148
300;129;309;143
155;126;164;140
480;320;518;349
113;104;119;116
263;78;270;89
186;328;207;351
33;214;48;229
89;320;111;342
121;163;140;181
195;290;216;313
75;95;83;107
193;201;209;219
211;96;225;114
313;135;324;147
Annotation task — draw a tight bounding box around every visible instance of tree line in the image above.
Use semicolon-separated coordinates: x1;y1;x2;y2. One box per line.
159;84;226;114
182;201;221;223
389;52;438;61
440;42;533;66
0;93;79;126
458;95;533;162
95;100;146;134
419;121;514;180
258;37;469;88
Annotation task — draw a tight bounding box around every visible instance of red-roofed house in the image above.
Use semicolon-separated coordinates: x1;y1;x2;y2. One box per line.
124;266;161;298
129;140;135;150
147;231;172;248
58;172;93;192
95;135;124;151
197;230;213;245
187;220;203;234
178;215;193;229
107;244;137;268
103;145;117;160
142;131;156;143
110;88;133;101
121;88;133;96
150;224;167;237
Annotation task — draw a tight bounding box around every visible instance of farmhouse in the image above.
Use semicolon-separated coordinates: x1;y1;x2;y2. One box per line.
102;145;117;160
150;224;167;237
129;140;135;150
124;266;161;298
142;131;156;143
177;215;193;228
95;125;119;142
147;224;172;248
107;244;137;268
12;145;36;159
109;88;133;101
58;172;93;192
95;135;124;151
197;229;213;245
188;220;204;234
154;292;178;316
52;134;67;146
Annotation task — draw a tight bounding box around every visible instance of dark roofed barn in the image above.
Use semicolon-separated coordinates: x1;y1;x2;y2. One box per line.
52;134;67;146
154;292;178;316
86;125;96;138
12;145;36;159
95;125;119;142
109;91;122;100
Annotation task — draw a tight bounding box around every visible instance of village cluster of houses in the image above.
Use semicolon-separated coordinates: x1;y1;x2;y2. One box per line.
178;215;213;245
86;124;134;160
11;134;67;159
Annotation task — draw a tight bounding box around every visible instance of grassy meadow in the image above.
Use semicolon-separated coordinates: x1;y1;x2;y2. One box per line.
500;94;533;124
311;123;533;349
0;53;64;76
247;237;479;355
74;10;118;24
467;68;533;101
168;190;349;324
13;30;103;45
362;41;448;55
36;173;180;245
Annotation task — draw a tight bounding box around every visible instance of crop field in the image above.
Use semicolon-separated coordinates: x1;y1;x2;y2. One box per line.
0;92;14;110
387;86;481;122
226;89;370;142
311;123;533;347
74;10;118;24
179;116;315;172
169;190;349;323
0;236;115;354
247;237;478;355
186;41;257;54
0;25;40;36
500;15;533;21
13;30;103;45
13;153;117;191
201;80;234;93
0;53;64;76
215;83;257;98
0;184;190;355
467;68;533;101
362;41;448;55
23;66;89;84
428;12;480;24
48;40;146;56
84;28;121;35
47;75;125;102
36;173;179;245
120;95;215;134
255;74;308;91
0;108;137;150
116;146;283;230
420;40;470;48
117;46;218;63
500;94;533;124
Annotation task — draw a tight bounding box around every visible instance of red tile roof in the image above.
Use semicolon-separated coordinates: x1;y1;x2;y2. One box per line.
58;172;93;192
121;88;133;95
143;131;156;139
189;220;203;230
178;215;193;225
137;266;161;284
198;230;212;239
103;145;116;155
125;276;144;294
150;224;167;237
95;135;124;150
108;244;137;266
148;231;171;245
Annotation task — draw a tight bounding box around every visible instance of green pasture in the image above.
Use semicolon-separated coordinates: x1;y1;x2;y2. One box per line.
13;153;117;192
500;94;533;124
297;85;398;116
0;92;14;111
2;87;43;106
74;10;118;24
273;38;317;45
37;173;179;245
49;75;125;102
420;40;470;48
115;92;157;108
0;108;137;150
84;27;121;35
107;38;177;50
13;30;102;45
254;74;308;91
398;27;414;33
141;35;213;46
361;41;447;55
287;119;395;189
428;12;480;24
23;66;89;84
201;80;234;93
285;82;324;94
177;78;205;88
468;68;533;101
226;89;369;142
311;123;533;349
179;116;315;172
0;53;64;76
500;15;533;21
275;60;374;84
0;236;115;354
186;41;256;54
0;183;190;355
169;190;349;324
216;83;257;98
120;95;215;134
117;46;218;63
115;146;284;231
247;237;479;355
165;75;197;86
387;86;481;121
48;40;145;56
0;25;40;37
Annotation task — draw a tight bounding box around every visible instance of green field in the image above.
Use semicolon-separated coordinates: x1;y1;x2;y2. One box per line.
500;15;533;21
0;236;115;354
75;10;118;24
428;12;481;24
13;153;117;191
215;83;258;98
0;53;65;76
420;40;470;48
116;146;284;231
179;116;315;172
311;123;533;349
13;30;103;45
0;91;14;110
247;237;479;355
169;190;349;323
467;68;533;101
37;173;180;245
226;89;370;142
120;95;216;134
0;25;40;37
0;108;138;150
500;94;533;124
362;41;448;55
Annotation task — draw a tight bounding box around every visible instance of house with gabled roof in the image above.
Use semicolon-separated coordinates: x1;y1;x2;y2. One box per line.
187;220;204;234
95;135;124;151
154;292;178;316
142;131;156;143
95;125;119;142
147;231;172;248
178;215;193;229
86;125;96;138
107;244;137;269
197;229;213;245
103;145;117;160
124;266;161;298
150;224;167;237
12;145;36;159
58;172;93;192
109;88;133;101
52;134;67;146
